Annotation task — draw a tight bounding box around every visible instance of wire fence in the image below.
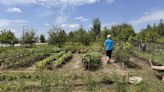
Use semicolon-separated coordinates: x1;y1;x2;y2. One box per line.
129;41;164;65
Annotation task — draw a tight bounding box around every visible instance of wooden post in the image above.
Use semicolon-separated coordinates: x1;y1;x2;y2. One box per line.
126;71;129;83
1;62;4;70
0;59;4;70
122;62;125;69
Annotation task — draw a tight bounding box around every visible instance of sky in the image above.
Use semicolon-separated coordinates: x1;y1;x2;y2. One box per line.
0;0;164;38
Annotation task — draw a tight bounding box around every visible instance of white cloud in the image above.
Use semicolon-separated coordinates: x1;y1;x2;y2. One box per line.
56;15;68;24
0;0;114;7
129;9;164;25
55;5;69;24
61;24;80;29
74;16;89;22
6;7;22;13
0;0;114;27
35;0;115;8
0;0;34;5
0;19;28;27
34;0;97;7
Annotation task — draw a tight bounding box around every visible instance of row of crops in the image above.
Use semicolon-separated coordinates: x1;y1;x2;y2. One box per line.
0;44;92;70
0;45;61;69
36;51;72;69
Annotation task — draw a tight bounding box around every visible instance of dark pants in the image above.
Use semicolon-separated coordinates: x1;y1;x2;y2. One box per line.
106;50;112;58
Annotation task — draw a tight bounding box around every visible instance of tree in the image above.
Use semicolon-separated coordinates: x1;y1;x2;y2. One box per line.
135;23;160;42
48;26;67;47
88;30;97;42
158;19;164;36
74;27;90;46
68;31;75;42
101;27;110;40
40;34;45;43
111;23;135;41
145;30;159;42
0;29;17;47
20;28;36;47
91;18;101;38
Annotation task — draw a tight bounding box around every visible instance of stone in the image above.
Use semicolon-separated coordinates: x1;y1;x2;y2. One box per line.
129;76;143;84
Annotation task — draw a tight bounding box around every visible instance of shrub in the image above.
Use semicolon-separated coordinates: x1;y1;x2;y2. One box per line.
81;52;101;70
64;45;77;53
114;42;131;64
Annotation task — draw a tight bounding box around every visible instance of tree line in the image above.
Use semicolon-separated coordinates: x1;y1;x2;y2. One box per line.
0;18;164;47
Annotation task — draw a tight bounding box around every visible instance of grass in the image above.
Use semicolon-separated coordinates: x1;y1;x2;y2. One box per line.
133;50;164;65
0;70;164;92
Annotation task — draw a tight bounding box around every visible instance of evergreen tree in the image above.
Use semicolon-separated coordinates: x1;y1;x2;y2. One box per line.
40;34;45;43
92;18;101;38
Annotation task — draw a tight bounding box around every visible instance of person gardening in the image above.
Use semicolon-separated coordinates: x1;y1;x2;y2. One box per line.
104;35;113;64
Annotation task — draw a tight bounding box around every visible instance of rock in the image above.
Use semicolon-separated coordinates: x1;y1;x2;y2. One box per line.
129;76;143;84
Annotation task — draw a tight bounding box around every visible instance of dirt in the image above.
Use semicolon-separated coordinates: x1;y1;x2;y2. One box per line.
130;56;152;70
100;55;127;76
58;53;83;72
58;53;127;77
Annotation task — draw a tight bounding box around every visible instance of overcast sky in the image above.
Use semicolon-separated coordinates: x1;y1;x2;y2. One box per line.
0;0;164;38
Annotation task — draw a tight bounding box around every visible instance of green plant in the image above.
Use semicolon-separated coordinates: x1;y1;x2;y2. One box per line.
53;52;72;67
16;79;27;92
114;42;131;64
36;52;64;69
136;81;150;92
111;73;128;92
81;72;96;92
0;45;57;69
81;52;101;70
64;45;77;53
37;70;54;92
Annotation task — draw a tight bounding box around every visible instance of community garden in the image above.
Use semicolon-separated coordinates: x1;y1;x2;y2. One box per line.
0;18;164;92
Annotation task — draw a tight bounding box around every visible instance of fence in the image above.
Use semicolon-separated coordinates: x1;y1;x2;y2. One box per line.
130;41;164;65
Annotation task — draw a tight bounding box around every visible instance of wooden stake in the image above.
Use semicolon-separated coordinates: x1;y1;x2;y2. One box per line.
1;62;4;70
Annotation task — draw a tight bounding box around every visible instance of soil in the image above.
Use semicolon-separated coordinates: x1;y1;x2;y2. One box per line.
58;53;83;73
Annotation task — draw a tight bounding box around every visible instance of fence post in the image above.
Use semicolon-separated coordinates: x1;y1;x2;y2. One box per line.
1;62;4;70
1;59;4;70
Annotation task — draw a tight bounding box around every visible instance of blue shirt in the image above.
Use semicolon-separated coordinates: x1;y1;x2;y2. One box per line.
104;39;113;51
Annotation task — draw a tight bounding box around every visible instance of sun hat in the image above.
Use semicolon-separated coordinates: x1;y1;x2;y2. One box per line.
107;35;111;38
